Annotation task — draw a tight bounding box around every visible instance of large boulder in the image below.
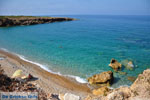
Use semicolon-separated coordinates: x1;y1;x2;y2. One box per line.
87;71;113;86
109;59;122;71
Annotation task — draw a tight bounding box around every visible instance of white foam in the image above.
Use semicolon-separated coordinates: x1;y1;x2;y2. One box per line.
0;48;87;84
67;75;87;83
19;55;87;83
18;54;62;75
1;48;9;52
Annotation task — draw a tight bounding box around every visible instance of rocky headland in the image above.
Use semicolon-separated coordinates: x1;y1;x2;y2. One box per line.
0;16;76;27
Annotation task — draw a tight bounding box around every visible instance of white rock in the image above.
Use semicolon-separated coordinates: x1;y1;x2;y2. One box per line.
64;93;80;100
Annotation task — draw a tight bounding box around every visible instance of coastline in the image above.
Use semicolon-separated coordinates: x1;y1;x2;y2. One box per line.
1;48;150;100
0;49;91;97
0;16;76;27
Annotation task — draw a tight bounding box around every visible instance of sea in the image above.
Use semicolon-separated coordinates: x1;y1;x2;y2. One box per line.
0;15;150;88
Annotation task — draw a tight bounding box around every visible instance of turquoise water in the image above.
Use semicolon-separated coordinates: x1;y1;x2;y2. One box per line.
0;15;150;87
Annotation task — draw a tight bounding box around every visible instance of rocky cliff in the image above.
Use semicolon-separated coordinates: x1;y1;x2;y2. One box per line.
0;16;75;27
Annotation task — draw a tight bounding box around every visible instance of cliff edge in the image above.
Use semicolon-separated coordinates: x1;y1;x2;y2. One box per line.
0;16;76;27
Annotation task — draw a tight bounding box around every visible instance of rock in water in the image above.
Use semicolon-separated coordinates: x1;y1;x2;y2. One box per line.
127;61;134;70
118;71;127;75
64;93;80;100
121;59;134;70
92;86;110;96
127;76;136;82
109;59;122;71
87;71;113;86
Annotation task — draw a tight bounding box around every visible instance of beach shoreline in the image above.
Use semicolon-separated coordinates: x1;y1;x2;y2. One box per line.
0;49;91;97
1;48;150;100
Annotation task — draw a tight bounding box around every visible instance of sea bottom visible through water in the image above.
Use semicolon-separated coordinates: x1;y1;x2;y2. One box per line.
0;15;150;88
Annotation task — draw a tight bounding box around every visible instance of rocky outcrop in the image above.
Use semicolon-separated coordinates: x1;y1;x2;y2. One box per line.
0;16;75;27
109;59;122;71
92;86;110;96
106;87;133;100
87;71;113;86
103;69;150;100
130;69;150;99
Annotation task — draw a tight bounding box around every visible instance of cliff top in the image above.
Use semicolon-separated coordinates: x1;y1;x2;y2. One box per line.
0;16;75;20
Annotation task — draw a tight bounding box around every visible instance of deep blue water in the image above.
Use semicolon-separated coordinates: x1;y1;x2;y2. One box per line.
0;15;150;87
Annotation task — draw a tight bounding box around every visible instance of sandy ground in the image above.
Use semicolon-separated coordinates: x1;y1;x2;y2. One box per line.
0;49;91;98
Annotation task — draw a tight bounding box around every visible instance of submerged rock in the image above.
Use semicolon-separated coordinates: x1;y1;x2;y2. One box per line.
87;71;113;86
109;59;122;71
127;76;136;82
121;59;134;70
127;61;134;70
118;71;127;75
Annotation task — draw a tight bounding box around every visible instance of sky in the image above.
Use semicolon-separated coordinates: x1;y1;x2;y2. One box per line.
0;0;149;15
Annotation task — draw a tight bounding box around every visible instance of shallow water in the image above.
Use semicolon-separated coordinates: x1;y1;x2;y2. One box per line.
0;15;150;87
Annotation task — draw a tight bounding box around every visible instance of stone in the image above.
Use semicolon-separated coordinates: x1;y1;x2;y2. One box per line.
127;76;136;82
109;59;122;71
12;69;23;78
84;95;92;100
127;61;134;70
64;93;80;100
118;71;127;75
121;59;134;70
87;71;113;86
59;94;64;100
92;86;110;96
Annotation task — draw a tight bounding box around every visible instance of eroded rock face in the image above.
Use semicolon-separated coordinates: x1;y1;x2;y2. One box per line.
130;69;150;99
103;69;150;100
109;59;122;71
87;71;113;86
106;87;133;100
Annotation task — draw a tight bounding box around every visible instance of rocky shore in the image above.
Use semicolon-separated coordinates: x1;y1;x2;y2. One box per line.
0;16;75;27
0;49;150;100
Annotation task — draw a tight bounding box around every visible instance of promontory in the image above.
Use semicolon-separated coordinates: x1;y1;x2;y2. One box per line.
0;16;76;27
